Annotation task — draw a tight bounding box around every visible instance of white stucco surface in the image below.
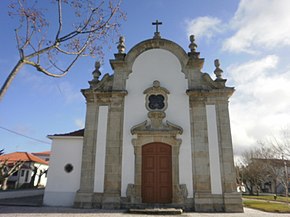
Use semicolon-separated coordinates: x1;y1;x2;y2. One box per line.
43;137;83;206
121;49;193;197
94;106;108;192
206;105;222;194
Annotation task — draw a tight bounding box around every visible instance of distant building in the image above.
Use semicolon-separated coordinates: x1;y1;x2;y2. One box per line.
0;152;49;189
258;158;290;195
32;151;51;163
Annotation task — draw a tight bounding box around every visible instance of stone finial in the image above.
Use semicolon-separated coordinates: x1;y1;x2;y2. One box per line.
117;36;125;54
214;59;223;79
153;80;160;88
188;35;200;58
92;61;101;81
189;35;197;52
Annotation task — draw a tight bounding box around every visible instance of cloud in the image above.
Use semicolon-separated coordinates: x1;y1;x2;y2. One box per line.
74;118;85;129
57;81;83;104
223;0;290;53
19;70;83;104
185;16;223;39
228;55;290;155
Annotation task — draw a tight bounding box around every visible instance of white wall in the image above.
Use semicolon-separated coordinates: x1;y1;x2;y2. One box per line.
206;105;222;194
121;49;193;197
43;137;83;207
94;106;108;192
34;163;49;187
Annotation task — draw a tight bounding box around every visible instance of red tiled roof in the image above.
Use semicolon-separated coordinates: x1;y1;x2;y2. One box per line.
32;151;51;156
0;152;48;165
50;129;84;137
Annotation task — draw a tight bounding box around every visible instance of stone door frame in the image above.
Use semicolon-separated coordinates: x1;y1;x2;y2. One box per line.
130;133;185;204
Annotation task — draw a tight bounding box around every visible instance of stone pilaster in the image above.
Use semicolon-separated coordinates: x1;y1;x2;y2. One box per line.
187;92;213;211
74;101;99;208
215;98;243;212
102;91;126;209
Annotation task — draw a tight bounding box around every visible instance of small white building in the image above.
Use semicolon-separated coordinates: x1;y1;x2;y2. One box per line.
0;152;49;189
32;151;51;163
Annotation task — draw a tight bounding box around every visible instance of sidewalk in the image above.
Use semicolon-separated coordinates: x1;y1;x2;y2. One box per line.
0;195;43;206
0;206;289;217
0;196;289;217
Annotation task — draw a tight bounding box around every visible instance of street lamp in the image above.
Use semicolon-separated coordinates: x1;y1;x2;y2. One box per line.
282;154;289;203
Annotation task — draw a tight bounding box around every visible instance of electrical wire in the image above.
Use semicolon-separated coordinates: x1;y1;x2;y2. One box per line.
0;126;50;145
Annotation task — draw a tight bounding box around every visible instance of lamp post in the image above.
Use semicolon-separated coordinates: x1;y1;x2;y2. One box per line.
282;154;289;203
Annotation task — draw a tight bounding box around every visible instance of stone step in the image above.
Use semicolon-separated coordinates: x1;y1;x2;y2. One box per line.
128;208;183;215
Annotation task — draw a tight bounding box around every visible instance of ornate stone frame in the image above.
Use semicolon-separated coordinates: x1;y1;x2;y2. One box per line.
144;80;170;112
130;132;188;204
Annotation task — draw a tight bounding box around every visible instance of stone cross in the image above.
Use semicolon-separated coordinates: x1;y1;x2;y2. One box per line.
152;20;162;38
152;20;162;33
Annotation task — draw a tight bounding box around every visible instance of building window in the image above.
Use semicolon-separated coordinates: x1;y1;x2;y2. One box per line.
12;171;18;176
25;170;29;182
21;170;25;177
64;164;73;173
144;80;169;112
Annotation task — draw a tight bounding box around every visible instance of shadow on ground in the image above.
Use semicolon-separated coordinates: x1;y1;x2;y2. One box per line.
0;195;127;214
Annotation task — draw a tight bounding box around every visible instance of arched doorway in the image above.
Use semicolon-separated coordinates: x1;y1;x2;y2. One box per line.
142;142;172;203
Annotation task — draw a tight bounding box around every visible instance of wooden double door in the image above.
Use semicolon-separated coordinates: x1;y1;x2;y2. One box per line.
142;142;172;203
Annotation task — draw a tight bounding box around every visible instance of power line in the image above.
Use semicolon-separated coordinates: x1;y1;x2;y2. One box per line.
0;126;50;145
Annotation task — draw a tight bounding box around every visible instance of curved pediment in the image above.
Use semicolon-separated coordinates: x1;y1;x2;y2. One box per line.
125;38;189;71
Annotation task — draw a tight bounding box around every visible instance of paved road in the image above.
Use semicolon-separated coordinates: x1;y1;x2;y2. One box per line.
0;206;289;217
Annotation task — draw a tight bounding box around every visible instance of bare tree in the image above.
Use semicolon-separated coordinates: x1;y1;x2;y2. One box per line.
36;169;48;188
28;166;38;188
269;127;290;158
238;154;266;195
28;165;48;188
258;128;290;197
237;144;275;195
238;140;290;196
0;0;125;101
0;160;24;190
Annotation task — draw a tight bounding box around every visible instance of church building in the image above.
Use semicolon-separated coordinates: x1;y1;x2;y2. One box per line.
43;23;243;212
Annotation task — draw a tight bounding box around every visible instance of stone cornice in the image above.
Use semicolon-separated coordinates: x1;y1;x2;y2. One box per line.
186;88;235;98
81;89;128;102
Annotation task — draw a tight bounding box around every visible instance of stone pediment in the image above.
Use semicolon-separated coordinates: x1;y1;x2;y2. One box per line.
202;73;228;89
131;112;183;136
89;73;113;91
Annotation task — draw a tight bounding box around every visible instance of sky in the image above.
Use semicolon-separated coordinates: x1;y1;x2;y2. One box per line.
0;0;290;160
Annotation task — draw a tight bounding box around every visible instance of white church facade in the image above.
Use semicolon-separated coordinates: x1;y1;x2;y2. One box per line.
43;28;243;212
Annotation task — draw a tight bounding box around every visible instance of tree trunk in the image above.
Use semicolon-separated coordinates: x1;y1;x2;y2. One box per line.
29;167;37;188
274;180;278;194
1;178;8;190
36;170;47;187
0;60;25;101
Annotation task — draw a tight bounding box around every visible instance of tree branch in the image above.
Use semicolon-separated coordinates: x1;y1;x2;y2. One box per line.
55;0;63;40
0;60;25;101
24;59;68;77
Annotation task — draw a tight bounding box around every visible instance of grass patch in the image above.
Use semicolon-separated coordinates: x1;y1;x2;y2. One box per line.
243;195;290;203
243;199;290;213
